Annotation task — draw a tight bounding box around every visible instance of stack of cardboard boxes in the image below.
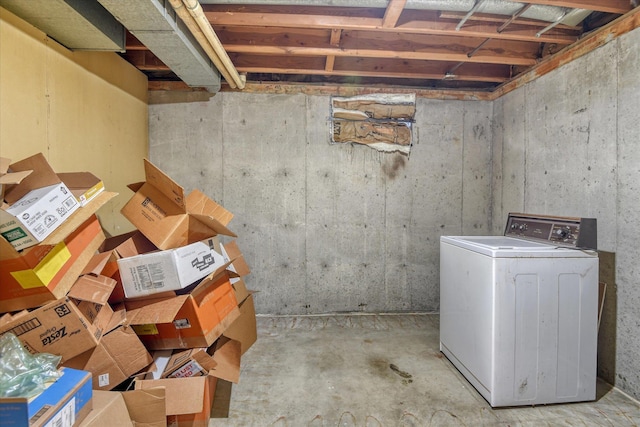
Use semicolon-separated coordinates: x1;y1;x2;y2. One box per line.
0;155;256;427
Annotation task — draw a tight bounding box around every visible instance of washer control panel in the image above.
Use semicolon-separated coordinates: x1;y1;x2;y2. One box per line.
504;213;597;250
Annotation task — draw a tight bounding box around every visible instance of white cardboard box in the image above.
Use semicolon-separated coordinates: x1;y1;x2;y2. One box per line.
0;182;80;250
118;239;227;298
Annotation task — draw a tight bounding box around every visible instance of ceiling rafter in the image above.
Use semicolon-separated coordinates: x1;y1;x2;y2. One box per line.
203;6;580;44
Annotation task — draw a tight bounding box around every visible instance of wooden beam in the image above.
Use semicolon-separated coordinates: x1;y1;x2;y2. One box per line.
506;0;632;14
325;29;341;71
205;7;579;44
223;44;538;66
492;7;640;99
220;81;495;101
382;0;406;28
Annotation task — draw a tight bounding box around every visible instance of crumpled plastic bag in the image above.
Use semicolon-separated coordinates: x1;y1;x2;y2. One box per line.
0;332;61;398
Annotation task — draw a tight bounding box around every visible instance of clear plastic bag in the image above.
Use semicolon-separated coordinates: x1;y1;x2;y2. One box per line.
0;332;61;398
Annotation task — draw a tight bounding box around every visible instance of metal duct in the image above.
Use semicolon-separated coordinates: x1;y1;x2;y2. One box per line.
200;0;592;25
98;0;221;92
0;0;125;51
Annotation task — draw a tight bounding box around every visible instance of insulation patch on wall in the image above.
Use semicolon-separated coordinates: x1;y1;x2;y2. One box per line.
330;94;415;154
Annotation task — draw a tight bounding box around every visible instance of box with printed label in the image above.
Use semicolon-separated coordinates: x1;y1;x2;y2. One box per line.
121;159;236;250
0;204;113;313
0;182;80;250
1;153;81;251
117;238;228;299
0;367;93;427
82;231;158;304
125;269;240;350
58;172;105;207
0;275;115;362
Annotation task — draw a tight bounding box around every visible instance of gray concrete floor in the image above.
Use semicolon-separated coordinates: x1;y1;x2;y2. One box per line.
210;314;640;426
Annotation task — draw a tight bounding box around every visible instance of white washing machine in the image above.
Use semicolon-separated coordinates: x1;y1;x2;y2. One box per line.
440;213;599;407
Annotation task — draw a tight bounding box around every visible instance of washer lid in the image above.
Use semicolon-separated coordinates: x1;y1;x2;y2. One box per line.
440;235;596;258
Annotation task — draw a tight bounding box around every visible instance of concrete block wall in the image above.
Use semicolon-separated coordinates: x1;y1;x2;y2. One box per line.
492;27;640;400
149;95;493;315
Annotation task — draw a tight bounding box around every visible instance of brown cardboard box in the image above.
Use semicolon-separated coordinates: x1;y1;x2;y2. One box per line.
0;156;32;200
83;230;158;303
223;292;257;356
132;376;217;427
58;172;105;207
121;159;236;250
125;269;240;350
121;387;166;427
0;191;116;313
0;275;115;362
158;337;241;383
78;391;134;427
64;310;153;391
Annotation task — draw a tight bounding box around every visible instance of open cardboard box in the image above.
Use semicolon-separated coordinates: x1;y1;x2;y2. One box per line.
58;171;105;207
64;309;153;391
0;153;81;250
129;375;217;427
0;188;115;312
0;274;115;362
83;230;158;304
121;159;236;250
78;390;134;427
0;367;93;427
117;238;228;299
0;156;32;201
147;336;241;383
124;267;240;350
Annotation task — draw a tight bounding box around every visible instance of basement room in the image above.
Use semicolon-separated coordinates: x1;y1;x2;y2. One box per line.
0;1;639;426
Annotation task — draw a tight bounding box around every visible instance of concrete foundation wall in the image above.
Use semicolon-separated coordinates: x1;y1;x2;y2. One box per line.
492;27;640;400
149;95;492;315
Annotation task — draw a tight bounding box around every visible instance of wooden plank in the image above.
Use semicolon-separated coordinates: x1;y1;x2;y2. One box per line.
223;44;538;66
382;0;406;28
508;0;632;14
229;54;509;83
324;55;336;72
220;81;495;101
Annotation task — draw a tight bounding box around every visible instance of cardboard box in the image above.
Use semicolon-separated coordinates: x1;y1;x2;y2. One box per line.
0;367;92;427
78;391;133;427
133;376;217;427
58;172;105;207
121;387;166;427
156;337;241;383
1;154;82;250
83;231;158;304
125;270;240;350
0;157;32;201
117;238;228;299
0;182;80;250
0;276;115;362
64;310;153;391
0;191;116;313
121;159;236;250
223;292;257;356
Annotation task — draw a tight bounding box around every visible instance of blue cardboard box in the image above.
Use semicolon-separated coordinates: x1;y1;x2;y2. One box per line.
0;367;92;427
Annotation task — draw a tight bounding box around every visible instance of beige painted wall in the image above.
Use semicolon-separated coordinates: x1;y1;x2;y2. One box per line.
0;7;148;236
